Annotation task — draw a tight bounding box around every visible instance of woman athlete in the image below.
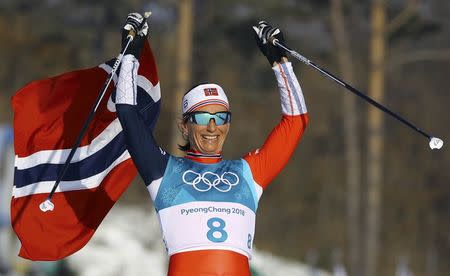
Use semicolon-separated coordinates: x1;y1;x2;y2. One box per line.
116;13;309;276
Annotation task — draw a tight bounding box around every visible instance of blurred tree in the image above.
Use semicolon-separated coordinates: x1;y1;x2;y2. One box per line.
365;1;386;276
330;1;362;275
170;0;193;155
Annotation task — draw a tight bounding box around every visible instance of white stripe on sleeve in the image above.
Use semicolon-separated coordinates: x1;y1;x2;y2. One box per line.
272;62;307;116
116;54;139;105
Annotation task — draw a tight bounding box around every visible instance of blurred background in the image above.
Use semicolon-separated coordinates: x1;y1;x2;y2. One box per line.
0;0;449;275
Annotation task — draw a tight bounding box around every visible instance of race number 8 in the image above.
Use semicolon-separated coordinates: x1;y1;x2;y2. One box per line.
207;217;228;243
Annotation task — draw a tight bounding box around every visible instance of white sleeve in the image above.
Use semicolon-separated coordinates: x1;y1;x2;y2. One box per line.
115;54;139;105
272;62;307;116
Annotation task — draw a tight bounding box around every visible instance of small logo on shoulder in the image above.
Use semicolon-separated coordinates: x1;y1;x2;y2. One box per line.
247;148;260;156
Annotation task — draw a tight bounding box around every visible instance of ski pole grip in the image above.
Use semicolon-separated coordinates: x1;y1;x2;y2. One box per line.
126;11;152;40
127;29;136;40
269;37;279;46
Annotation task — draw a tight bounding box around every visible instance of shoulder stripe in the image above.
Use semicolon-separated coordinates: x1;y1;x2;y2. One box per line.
147;177;163;201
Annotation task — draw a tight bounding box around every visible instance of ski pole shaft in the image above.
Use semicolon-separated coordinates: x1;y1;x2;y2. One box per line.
270;38;443;150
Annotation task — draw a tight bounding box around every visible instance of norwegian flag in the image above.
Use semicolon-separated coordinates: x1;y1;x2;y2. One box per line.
11;41;160;261
203;87;219;96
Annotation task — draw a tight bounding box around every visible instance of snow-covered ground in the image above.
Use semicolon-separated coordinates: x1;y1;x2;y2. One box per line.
67;205;330;276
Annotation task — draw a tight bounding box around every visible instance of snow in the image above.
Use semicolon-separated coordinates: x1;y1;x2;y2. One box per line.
68;206;167;276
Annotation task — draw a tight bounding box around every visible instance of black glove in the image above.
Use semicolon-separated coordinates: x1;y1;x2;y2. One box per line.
252;21;287;66
121;13;149;59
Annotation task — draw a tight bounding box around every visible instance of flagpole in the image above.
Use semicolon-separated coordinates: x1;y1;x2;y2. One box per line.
39;12;151;212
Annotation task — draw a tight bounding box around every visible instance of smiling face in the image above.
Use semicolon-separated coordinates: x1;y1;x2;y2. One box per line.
181;104;230;155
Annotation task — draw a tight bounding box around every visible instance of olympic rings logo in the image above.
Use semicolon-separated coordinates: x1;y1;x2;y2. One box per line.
182;170;240;192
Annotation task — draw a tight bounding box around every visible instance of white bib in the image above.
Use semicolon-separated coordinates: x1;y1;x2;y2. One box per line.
158;201;256;257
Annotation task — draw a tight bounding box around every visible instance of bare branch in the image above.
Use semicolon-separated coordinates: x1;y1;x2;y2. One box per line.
387;0;418;36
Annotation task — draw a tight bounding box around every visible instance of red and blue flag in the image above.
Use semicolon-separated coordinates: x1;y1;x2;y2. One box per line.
11;41;160;261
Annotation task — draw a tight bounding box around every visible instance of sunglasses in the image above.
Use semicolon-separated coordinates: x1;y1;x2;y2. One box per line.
185;111;232;126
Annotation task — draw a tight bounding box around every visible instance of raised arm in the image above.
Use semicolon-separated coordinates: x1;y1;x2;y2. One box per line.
244;22;309;190
115;13;168;189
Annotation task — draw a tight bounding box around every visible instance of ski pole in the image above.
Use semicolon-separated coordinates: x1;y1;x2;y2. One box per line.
39;12;152;212
270;37;443;151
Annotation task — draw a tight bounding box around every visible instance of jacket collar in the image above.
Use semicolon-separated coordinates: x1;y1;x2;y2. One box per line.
185;149;222;164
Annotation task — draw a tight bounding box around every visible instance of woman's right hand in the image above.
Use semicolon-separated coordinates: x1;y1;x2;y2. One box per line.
121;12;149;59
